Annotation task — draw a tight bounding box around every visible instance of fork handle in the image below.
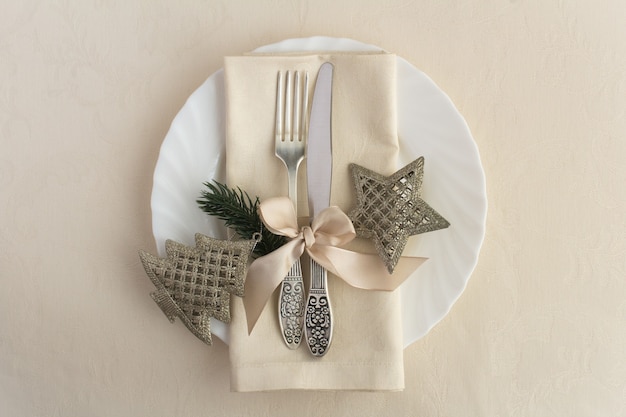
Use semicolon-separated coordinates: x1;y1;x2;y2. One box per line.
304;259;333;357
278;260;305;349
286;165;299;209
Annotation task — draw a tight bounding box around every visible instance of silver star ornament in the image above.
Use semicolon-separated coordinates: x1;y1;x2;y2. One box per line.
348;157;450;274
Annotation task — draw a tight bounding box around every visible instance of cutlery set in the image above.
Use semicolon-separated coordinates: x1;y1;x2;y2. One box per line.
274;63;335;356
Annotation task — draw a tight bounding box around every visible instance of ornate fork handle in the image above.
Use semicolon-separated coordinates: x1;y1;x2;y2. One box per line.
278;262;305;347
304;258;333;356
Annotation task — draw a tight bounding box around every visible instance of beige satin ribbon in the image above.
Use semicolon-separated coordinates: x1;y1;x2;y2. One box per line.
243;197;428;334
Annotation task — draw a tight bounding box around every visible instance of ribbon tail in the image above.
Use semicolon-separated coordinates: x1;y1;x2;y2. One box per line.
243;239;304;334
311;246;428;291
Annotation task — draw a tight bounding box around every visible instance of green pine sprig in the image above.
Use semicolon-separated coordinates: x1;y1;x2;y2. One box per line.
197;181;286;257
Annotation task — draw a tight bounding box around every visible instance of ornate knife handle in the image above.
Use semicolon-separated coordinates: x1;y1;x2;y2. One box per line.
304;259;333;356
278;260;305;349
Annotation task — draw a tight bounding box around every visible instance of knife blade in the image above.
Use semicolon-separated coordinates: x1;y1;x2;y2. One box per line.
304;62;334;357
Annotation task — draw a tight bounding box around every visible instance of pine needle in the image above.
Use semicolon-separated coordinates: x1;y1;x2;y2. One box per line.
197;181;286;257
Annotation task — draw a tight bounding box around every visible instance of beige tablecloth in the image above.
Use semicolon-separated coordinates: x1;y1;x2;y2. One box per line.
3;1;625;414
224;52;405;391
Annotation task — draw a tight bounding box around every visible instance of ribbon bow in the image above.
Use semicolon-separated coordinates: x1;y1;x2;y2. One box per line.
243;197;428;333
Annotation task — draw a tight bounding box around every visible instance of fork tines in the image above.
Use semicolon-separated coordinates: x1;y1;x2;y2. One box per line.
275;70;309;143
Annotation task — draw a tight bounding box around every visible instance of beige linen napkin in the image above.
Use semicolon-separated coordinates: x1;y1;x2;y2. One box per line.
224;52;403;391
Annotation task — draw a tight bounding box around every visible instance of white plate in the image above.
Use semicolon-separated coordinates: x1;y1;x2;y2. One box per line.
151;36;487;348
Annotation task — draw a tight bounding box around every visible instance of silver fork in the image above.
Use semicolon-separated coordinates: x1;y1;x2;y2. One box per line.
275;70;309;349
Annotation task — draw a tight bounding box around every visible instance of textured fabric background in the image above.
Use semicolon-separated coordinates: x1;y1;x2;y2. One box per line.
1;1;624;415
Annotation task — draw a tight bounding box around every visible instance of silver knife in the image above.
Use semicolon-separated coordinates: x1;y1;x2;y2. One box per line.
304;62;334;357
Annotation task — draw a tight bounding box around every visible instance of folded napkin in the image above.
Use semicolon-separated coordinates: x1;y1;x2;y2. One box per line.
224;51;403;391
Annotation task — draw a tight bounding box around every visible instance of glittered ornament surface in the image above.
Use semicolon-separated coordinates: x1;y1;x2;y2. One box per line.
139;233;257;345
349;157;450;274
